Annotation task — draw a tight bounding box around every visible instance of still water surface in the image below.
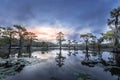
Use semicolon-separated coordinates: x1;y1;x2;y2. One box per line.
5;50;120;80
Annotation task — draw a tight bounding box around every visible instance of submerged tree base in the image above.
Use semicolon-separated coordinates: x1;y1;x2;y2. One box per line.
111;50;120;53
0;58;31;80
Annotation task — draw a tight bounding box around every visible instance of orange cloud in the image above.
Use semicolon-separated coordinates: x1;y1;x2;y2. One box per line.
27;24;75;42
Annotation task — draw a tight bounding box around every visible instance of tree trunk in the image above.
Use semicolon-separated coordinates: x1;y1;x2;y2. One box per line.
113;16;119;52
18;34;23;57
7;34;12;58
60;40;61;51
68;43;70;50
85;40;88;52
98;43;101;53
74;44;76;50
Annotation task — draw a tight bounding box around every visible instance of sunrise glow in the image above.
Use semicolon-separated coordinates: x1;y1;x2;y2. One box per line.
27;24;75;41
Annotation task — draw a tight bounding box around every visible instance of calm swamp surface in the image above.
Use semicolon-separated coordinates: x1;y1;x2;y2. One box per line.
1;49;120;80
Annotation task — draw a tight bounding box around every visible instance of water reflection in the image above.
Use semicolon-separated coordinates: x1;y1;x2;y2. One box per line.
67;49;78;56
41;50;48;54
105;53;120;80
73;50;78;56
0;49;120;80
81;50;95;67
67;50;72;56
55;49;66;67
81;50;120;80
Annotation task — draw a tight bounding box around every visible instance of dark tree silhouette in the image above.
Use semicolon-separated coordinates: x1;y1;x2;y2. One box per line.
24;31;37;53
80;33;93;52
108;7;120;52
3;27;17;58
91;35;96;51
14;25;27;57
68;40;71;50
72;40;78;50
97;37;104;52
56;32;65;50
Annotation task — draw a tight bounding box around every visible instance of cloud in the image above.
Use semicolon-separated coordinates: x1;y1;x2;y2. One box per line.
78;28;92;34
27;22;75;41
67;27;92;41
0;0;119;41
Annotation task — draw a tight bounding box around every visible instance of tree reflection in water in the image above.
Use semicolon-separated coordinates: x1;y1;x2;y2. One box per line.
67;49;72;56
55;49;66;67
81;50;96;67
72;50;78;56
81;49;120;80
104;53;120;80
67;49;78;56
0;49;120;80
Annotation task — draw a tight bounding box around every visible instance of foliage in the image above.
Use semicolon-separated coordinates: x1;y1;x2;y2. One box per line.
107;6;120;51
56;32;65;42
56;32;65;49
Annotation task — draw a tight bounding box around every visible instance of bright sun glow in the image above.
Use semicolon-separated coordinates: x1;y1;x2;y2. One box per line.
27;23;75;42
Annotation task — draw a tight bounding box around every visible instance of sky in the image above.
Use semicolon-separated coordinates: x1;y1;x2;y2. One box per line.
0;0;120;42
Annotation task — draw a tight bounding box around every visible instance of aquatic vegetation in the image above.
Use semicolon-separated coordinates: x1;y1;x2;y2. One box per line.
73;72;95;80
0;58;31;80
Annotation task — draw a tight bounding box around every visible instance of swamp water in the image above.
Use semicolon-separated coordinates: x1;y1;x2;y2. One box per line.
0;50;120;80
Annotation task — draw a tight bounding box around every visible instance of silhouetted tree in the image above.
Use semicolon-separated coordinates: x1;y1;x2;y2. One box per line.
91;35;96;50
3;27;17;58
68;40;71;50
102;31;113;41
72;40;78;50
97;37;104;52
102;31;114;47
14;25;27;57
80;33;93;52
108;7;120;52
56;32;65;50
23;32;37;53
